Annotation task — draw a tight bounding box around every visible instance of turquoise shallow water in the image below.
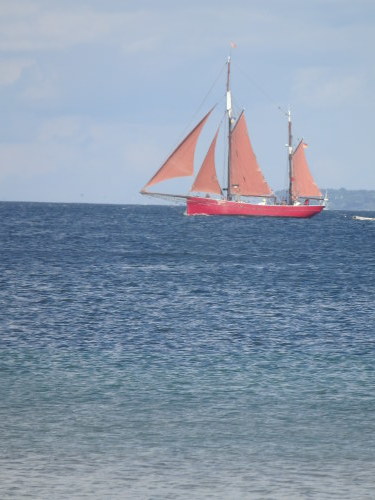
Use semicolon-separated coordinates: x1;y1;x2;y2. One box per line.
0;203;374;499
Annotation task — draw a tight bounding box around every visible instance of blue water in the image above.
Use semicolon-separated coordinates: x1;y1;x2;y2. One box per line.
0;202;374;499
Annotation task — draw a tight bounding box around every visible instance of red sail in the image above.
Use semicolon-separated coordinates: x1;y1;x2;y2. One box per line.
142;109;212;191
292;141;322;199
229;112;273;197
190;128;222;195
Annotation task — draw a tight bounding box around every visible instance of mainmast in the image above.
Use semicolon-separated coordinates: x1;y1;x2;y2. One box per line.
287;110;293;205
226;56;232;200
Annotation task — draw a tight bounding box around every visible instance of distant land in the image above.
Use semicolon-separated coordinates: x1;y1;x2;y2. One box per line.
274;188;375;211
323;188;375;211
1;189;375;209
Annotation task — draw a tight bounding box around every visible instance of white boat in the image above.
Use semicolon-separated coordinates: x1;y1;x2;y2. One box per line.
353;215;375;221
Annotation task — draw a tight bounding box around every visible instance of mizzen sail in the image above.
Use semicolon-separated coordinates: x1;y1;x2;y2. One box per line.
190;128;222;195
229;112;273;197
291;141;322;199
141;109;213;191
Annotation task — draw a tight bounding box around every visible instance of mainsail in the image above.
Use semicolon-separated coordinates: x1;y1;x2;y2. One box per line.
190;128;222;195
141;109;213;191
229;112;273;197
291;141;322;199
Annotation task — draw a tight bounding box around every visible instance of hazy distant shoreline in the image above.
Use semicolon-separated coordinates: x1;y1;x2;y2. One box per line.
1;188;375;210
320;188;375;211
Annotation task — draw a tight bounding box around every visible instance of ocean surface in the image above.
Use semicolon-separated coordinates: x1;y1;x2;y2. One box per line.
0;202;374;499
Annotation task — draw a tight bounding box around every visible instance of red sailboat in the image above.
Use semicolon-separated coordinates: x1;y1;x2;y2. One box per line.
141;56;325;218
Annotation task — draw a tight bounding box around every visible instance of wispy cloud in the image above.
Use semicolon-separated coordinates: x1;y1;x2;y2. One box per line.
0;58;35;86
20;66;60;102
0;1;142;52
0;0;374;201
1;1;373;61
292;67;365;108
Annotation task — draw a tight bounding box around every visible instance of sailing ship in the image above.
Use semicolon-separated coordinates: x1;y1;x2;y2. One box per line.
140;56;325;218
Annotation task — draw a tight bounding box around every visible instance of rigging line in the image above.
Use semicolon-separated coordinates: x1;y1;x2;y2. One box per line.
157;63;227;167
233;61;289;117
178;62;227;139
194;62;227;118
230;95;246;119
211;110;227;134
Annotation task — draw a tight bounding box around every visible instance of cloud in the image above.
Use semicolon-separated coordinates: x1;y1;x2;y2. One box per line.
0;1;372;65
0;2;119;51
0;1;154;53
37;115;93;144
121;37;162;55
0;141;56;180
20;66;60;102
0;58;35;86
0;0;374;200
292;67;365;108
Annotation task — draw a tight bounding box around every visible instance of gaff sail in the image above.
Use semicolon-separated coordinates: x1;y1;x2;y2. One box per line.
229;112;273;197
292;141;323;199
190;128;222;195
141;109;213;192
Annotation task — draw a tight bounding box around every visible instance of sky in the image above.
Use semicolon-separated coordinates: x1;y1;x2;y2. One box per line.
0;0;374;204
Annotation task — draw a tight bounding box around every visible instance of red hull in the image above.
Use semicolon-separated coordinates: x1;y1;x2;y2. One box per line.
186;197;324;218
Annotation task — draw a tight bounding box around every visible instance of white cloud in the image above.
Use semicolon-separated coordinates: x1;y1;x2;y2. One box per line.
0;58;34;86
0;2;149;52
121;37;162;55
20;66;60;102
0;0;39;18
0;142;55;180
0;0;374;199
37;115;92;144
0;1;373;63
292;67;365;108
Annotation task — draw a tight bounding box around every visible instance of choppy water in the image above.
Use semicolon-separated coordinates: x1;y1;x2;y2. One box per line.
0;202;374;499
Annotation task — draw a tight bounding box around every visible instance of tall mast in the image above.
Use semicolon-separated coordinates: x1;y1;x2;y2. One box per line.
287;110;293;205
226;56;232;200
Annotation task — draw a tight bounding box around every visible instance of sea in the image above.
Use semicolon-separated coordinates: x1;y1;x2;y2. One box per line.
0;202;374;500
